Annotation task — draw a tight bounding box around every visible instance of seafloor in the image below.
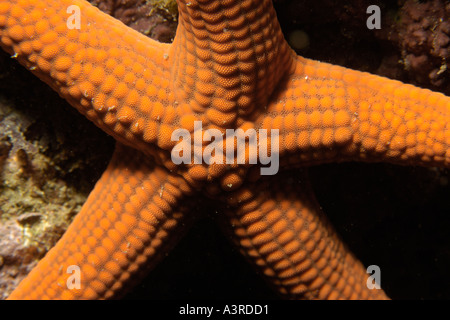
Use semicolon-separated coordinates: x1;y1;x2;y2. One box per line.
0;0;449;299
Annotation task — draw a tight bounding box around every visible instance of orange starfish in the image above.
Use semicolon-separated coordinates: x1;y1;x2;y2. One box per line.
1;0;449;299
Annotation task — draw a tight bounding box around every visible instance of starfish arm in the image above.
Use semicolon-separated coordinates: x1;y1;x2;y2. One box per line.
7;143;195;299
220;170;388;299
0;0;179;156
257;56;450;167
171;0;296;123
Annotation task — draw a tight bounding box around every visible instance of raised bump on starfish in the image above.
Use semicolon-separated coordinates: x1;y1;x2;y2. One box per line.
0;0;449;299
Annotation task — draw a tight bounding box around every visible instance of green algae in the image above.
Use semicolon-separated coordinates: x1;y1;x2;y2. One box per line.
149;0;178;20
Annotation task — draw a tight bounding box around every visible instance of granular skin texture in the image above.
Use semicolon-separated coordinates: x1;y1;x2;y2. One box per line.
0;0;446;300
